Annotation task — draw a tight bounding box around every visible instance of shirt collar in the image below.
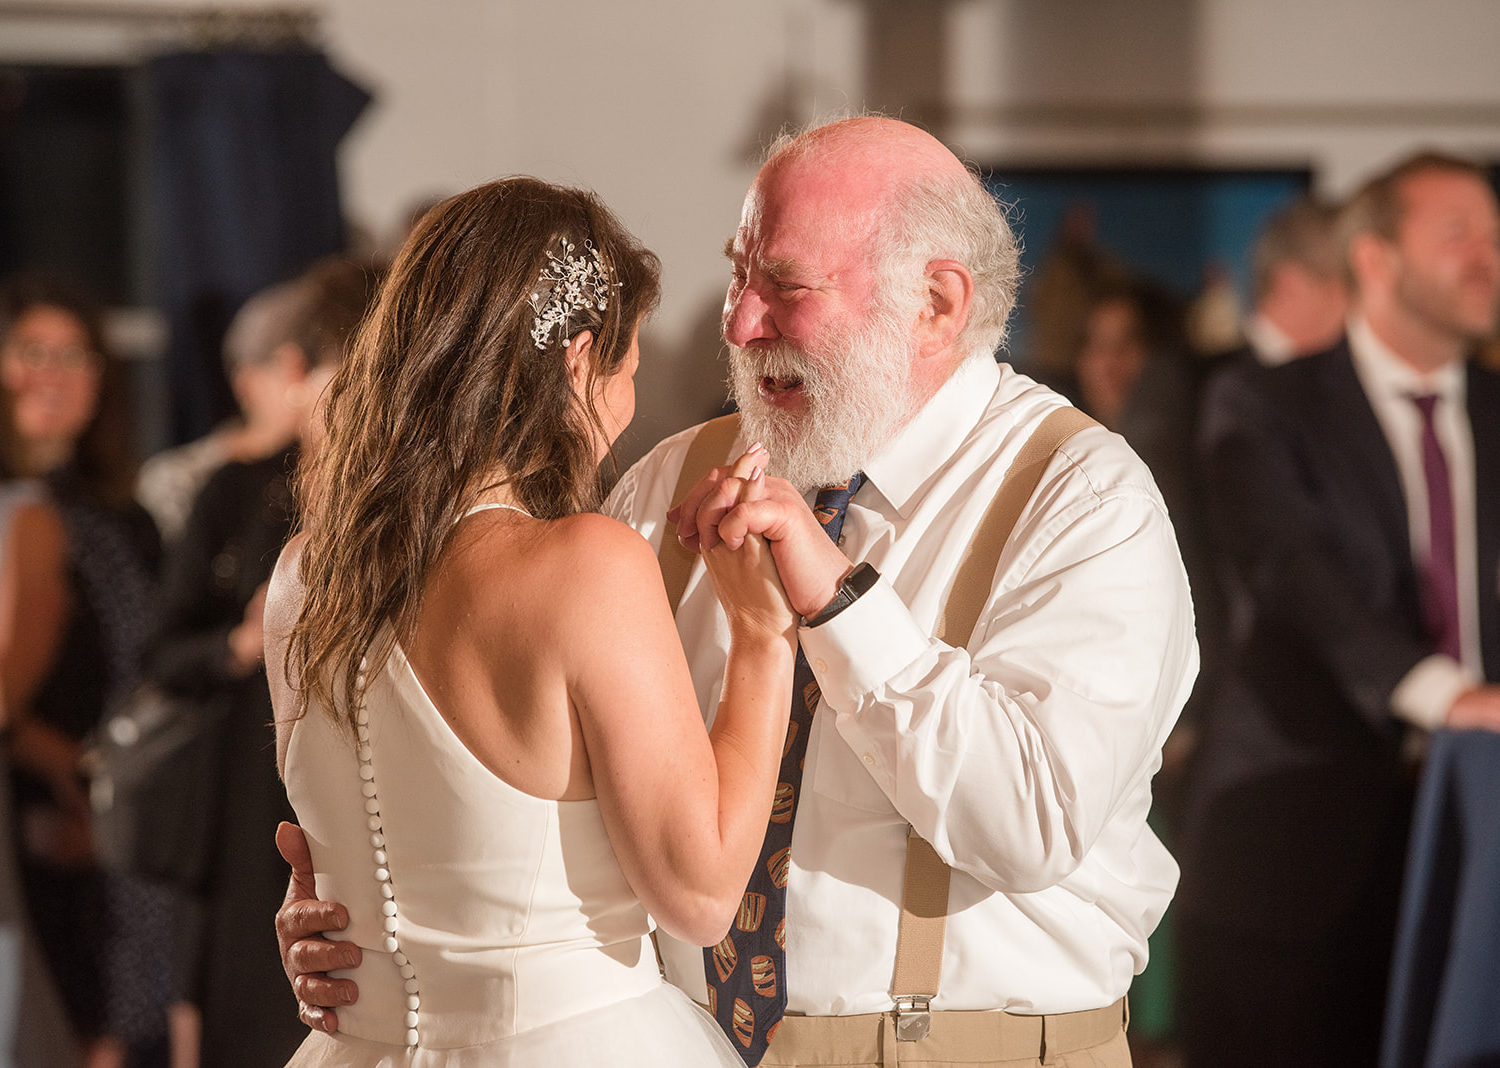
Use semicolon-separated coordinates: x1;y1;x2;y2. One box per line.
1244;312;1295;366
1347;314;1465;406
860;355;1001;518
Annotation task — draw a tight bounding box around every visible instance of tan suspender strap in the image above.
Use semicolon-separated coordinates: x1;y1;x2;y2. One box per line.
892;405;1100;1029
658;413;742;616
890;828;952;1003
937;406;1100;647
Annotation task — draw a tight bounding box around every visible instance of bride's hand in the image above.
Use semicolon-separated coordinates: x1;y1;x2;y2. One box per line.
701;454;796;645
670;444;768;554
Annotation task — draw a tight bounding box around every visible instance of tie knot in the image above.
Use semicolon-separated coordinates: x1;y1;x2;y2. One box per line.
812;472;865;544
1409;393;1440;422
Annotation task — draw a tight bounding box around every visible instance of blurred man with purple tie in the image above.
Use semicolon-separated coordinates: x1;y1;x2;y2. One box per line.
1178;152;1500;1067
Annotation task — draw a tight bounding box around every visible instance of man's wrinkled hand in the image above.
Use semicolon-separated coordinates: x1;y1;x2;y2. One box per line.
276;821;361;1034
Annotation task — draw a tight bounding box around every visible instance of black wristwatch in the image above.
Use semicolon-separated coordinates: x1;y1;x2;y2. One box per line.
802;562;880;628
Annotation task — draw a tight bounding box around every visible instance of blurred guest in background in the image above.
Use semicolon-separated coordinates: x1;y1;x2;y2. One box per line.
1239;196;1349;367
0;277;164;1066
146;256;379;1068
1177;151;1500;1067
1071;280;1193;434
1027;202;1130;377
138;279;327;550
0;424;80;1067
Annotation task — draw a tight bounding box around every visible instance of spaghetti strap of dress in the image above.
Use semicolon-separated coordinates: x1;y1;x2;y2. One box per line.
459;502;532;520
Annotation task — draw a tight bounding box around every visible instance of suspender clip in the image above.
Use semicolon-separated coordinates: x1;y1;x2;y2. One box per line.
894;995;931;1041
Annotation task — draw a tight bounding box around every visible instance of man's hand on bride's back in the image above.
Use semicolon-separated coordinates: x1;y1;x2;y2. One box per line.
276;821;362;1033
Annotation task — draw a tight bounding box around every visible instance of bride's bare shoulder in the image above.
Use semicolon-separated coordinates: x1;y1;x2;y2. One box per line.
495;512;668;618
547;511;652;556
265;531;309;641
535;513;660;590
265;531;309;761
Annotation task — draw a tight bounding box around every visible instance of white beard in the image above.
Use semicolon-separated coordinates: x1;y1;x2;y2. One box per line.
727;305;917;493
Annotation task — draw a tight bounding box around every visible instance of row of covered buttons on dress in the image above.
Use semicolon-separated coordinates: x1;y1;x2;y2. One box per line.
355;656;422;1047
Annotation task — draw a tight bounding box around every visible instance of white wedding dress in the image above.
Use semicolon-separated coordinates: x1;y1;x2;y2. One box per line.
281;538;743;1065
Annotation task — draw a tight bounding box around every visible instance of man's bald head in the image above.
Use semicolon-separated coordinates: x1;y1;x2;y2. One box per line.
760;117;969;199
757;117;1020;358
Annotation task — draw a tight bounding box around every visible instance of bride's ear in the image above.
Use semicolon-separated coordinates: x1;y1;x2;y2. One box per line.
563;331;594;393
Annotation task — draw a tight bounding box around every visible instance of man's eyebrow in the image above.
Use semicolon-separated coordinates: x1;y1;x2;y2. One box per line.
722;239;814;282
760;257;803;280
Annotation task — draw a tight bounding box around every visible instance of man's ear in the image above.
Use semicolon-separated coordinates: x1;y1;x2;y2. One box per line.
563;330;595;392
276;342;314;409
1348;232;1395;293
917;260;973;357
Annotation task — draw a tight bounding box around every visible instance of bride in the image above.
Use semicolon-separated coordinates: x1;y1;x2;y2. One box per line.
264;177;793;1066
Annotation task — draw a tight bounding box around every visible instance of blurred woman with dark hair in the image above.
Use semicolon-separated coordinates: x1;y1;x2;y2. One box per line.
0;276;162;1065
0;359;79;1067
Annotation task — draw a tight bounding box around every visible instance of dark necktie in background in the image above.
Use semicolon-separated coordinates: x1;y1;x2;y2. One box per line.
1410;394;1461;660
706;472;865;1066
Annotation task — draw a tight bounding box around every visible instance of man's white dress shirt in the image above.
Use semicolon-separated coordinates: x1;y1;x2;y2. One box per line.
604;356;1198;1017
1347;317;1485;726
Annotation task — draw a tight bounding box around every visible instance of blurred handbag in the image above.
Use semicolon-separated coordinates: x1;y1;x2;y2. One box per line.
86;683;226;887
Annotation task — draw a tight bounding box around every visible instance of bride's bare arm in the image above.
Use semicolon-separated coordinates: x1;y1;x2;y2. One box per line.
562;496;795;946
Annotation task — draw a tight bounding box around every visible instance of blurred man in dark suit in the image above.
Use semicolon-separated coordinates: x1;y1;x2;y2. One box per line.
1177;151;1500;1067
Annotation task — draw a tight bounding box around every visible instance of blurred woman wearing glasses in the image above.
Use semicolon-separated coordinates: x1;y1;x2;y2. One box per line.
0;276;163;1067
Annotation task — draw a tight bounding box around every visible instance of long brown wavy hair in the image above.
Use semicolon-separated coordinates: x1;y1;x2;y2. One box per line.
288;177;661;729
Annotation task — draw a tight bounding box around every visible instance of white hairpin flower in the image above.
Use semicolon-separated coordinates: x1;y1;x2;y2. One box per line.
527;239;617;350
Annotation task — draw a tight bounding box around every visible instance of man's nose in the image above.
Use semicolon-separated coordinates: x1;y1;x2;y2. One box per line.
723;285;778;348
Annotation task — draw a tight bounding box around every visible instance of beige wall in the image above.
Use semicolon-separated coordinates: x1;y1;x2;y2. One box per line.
4;0;1500;456
313;0;865;459
320;0;1500;457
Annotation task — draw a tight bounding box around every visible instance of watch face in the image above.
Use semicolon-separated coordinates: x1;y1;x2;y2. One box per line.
848;562;878;595
807;563;877;627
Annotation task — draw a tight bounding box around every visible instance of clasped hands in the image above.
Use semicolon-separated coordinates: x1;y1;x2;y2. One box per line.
668;444;857;622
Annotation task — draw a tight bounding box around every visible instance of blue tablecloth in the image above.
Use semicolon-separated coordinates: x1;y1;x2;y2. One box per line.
1382;728;1500;1067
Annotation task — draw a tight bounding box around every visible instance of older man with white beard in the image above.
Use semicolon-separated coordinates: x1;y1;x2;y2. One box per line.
278;117;1197;1068
609;117;1195;1067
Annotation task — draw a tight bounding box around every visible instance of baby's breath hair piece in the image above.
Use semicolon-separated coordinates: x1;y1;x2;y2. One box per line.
527;238;617;350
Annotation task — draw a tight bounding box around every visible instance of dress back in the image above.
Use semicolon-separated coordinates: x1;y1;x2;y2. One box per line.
284;635;661;1050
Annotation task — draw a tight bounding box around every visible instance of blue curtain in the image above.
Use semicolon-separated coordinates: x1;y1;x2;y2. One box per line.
149;48;371;444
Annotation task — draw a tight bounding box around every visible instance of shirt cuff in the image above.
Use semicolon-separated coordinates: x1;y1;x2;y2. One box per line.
796;578;928;711
1390;654;1480;730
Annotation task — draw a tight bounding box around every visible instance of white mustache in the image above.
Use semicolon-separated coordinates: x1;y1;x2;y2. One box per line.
738;346;807;378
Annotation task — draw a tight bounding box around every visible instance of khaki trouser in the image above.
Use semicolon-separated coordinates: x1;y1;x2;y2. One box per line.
757;999;1130;1068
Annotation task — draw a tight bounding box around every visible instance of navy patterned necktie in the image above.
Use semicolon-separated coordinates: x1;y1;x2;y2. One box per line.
706;472;865;1065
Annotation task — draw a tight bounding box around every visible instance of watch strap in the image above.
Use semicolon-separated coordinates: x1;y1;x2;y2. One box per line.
803;561;879;628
